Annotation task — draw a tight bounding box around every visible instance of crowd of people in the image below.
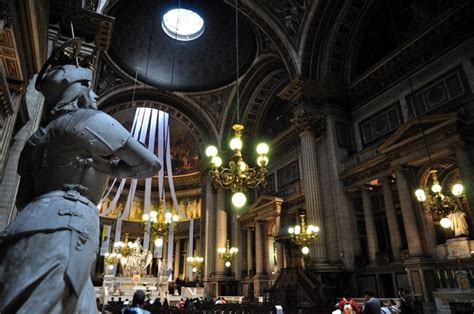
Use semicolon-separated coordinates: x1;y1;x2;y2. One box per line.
334;287;413;314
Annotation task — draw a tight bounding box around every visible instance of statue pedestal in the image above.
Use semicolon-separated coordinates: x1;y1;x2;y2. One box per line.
446;237;471;259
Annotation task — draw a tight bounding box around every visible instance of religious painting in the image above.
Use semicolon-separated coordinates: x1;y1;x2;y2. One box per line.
168;118;200;175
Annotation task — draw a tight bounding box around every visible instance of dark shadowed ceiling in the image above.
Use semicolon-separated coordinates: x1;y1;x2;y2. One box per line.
108;0;257;91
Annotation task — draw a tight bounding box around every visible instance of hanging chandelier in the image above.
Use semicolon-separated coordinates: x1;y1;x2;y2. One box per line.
288;211;319;255
186;256;204;273
112;232;135;258
142;199;180;247
217;239;239;267
204;0;269;208
415;170;464;228
206;125;269;207
378;1;467;230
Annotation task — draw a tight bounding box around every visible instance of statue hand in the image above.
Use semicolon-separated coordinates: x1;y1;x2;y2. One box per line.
73;157;94;168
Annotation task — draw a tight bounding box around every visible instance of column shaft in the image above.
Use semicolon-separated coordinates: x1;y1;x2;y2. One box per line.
255;222;264;275
174;239;181;280
299;131;327;261
455;145;474;223
275;214;284;272
361;188;378;265
203;181;215;280
247;228;254;277
215;189;227;275
395;169;423;257
381;179;402;261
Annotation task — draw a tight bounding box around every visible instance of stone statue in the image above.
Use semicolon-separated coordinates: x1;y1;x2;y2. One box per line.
448;210;469;237
0;39;160;313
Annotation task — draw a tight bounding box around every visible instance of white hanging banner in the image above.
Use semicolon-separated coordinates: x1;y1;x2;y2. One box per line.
158;111;166;199
101;179;126;217
113;107;145;243
167;224;175;280
144;109;158;249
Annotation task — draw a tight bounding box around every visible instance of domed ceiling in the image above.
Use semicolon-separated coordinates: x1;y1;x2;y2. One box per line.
108;0;257;91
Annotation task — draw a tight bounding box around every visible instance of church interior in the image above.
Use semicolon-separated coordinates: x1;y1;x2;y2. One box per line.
0;0;473;313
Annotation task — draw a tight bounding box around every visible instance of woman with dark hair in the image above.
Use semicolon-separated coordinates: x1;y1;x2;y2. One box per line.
121;290;150;314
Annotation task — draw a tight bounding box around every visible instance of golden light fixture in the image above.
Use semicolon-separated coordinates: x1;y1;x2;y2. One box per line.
142;200;180;246
204;1;269;208
187;256;204;273
206;124;269;208
415;170;465;228
288;211;319;255
217;239;238;267
112;232;135;257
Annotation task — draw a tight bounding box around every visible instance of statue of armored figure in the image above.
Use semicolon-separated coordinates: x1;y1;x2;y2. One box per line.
0;39;161;313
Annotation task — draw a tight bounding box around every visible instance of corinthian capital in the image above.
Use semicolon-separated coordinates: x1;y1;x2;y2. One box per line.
291;110;326;138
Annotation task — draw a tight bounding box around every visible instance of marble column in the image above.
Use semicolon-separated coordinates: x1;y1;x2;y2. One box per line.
215;188;227;276
394;168;423;257
292;109;328;262
455;145;474;222
174;239;181;280
255;221;264;276
346;194;362;256
381;178;402;261
203;180;216;281
361;188;378;265
247;228;254;277
275;207;284;272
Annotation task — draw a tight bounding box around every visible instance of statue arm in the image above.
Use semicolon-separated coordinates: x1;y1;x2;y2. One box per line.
69;110;161;179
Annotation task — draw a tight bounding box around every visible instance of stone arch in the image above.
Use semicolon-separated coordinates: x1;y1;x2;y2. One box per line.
222;55;290;144
98;87;217;154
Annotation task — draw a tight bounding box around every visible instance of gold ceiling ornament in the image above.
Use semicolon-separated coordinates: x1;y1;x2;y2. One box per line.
415;169;465;228
206;124;269;208
288;211;319;255
217;239;238;268
142;199;180;247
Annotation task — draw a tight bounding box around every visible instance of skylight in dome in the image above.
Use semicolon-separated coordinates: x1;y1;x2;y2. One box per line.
162;8;204;41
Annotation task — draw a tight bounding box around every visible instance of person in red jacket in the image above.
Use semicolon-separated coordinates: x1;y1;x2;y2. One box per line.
338;292;361;313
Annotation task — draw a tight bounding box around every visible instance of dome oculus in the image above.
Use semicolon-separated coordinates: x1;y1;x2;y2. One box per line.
162;8;204;41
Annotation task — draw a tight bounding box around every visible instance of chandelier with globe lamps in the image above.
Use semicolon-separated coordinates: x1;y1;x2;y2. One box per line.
142;200;180;247
288;211;319;255
217;239;239;268
414;170;465;229
205;1;269;208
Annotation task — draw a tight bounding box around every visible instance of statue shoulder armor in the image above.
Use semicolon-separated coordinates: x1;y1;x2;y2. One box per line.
66;109;131;156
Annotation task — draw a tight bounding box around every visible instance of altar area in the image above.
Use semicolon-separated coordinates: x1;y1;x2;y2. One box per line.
100;274;205;307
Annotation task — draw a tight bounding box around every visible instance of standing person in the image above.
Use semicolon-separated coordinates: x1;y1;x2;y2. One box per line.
363;289;382;314
398;287;413;313
122;290;150;314
338;292;361;313
0;38;161;314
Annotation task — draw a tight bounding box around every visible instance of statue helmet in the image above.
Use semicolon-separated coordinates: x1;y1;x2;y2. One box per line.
35;38;93;106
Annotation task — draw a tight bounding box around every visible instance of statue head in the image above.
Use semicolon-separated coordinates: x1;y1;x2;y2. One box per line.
36;38;97;114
